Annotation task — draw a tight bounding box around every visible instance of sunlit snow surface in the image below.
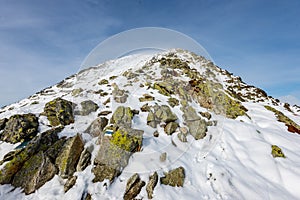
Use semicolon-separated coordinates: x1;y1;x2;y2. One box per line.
0;50;300;200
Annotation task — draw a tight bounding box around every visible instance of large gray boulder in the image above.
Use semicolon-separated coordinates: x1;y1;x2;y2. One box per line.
44;98;74;126
84;117;108;137
110;106;133;128
0;114;39;144
147;105;178;128
12;151;57;195
79;100;99;116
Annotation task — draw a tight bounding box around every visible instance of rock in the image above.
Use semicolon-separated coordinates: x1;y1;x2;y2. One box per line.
146;172;158;199
164;122;178;135
168;98;179;107
160;167;185;187
141;103;151;112
12;151;57;195
271;145;286;158
55;134;84;178
153;131;159;137
45;138;67;163
153;82;173;96
98;110;112;116
0;114;39;144
80;100;99;115
64;176;77;192
200;111;212;120
110;106;133;128
147;105;178;128
71;88;83;96
160;152;167;162
98;79;108;85
85;117;108;137
139;94;155;102
112;84;128;103
92;164;120;183
179;127;188;135
183;106;207;140
123;173;145;200
0;118;8;130
84;193;92;200
76;148;92;171
44;98;74;126
177;132;187;142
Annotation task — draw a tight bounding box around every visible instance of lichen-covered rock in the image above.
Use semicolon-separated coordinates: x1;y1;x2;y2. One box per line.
44;98;74;126
164;122;178;135
141;103;151;112
146;172;158;199
0;118;8;130
64;176;77;192
11;151;56;195
84;117;108;137
98;79;108;85
182;106;207;140
92;163;120;183
123;173;145;200
111;106;133;128
153;82;173;96
0;114;39;144
55;134;84;178
147;105;178;128
160;167;185;187
265;105;300;134
271;145;286;158
80;100;99;115
139;94;155;102
76;148;92;171
168;97;179;107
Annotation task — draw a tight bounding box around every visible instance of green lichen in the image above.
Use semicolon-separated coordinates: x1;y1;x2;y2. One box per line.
110;129;141;152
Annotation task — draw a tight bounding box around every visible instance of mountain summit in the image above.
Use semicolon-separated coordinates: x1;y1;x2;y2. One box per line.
0;49;299;199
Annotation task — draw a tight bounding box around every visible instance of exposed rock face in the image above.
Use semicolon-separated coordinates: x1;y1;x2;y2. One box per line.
44;98;74;126
80;100;99;115
123;173;145;200
85;117;108;137
146;172;158;199
12;151;57;195
0;114;39;144
271;145;286;158
76;148;92;171
182;106;207;140
0;118;8;130
111;106;133;127
147;105;178;128
160;167;185;187
64;176;77;192
0;126;63;185
55;134;84;178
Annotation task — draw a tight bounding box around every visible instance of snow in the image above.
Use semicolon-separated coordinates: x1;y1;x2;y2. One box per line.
0;49;300;199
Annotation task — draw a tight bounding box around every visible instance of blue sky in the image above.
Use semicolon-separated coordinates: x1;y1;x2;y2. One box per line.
0;0;300;106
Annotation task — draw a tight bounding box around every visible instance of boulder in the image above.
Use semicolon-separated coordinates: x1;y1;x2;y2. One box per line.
0;114;39;144
271;145;286;158
44;98;74;126
85;117;108;137
146;172;158;199
0;118;7;130
123;173;145;200
164;122;178;135
160;152;167;162
160;167;185;187
182;106;207;140
98;79;108;85
147;105;178;128
55;134;84;178
139;94;155;102
153;82;173;96
71;88;83;96
110;106;133;128
141;103;151;112
11;151;57;195
80;100;99;115
76;148;92;171
64;176;77;192
112;84;128;103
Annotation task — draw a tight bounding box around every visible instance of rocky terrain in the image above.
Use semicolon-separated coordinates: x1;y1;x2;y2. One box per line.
0;49;299;199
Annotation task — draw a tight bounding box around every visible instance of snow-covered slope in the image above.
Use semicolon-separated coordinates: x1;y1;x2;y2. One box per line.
0;49;300;200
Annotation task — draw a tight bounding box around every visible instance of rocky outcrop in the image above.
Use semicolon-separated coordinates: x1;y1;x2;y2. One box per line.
85;117;108;137
0;113;39;144
160;167;185;187
12;151;57;194
147;105;178;128
64;176;77;192
55;134;84;178
182;106;207;140
146;172;158;199
79;100;99;115
123;173;145;200
44;98;74;126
